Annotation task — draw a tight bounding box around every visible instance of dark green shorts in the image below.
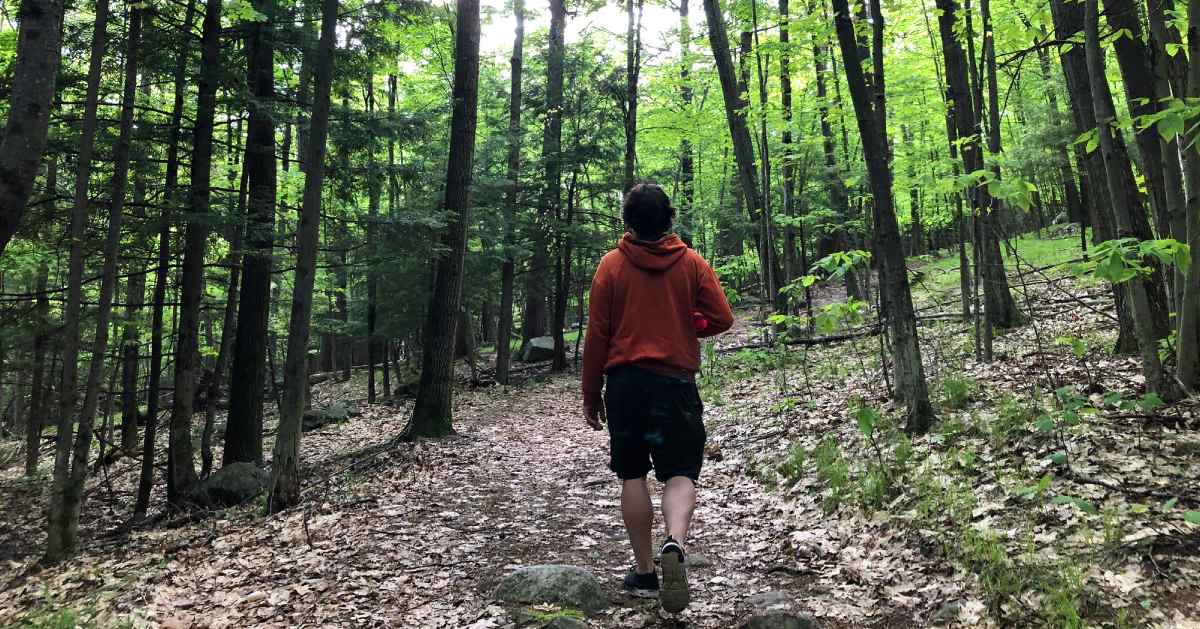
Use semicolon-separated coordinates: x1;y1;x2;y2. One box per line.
604;365;706;482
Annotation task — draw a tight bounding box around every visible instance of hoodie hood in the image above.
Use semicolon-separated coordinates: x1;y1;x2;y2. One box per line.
617;233;688;271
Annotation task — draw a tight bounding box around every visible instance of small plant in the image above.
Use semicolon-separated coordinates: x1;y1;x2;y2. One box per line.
813;436;850;513
940;373;978;409
776;441;808;487
992;394;1039;444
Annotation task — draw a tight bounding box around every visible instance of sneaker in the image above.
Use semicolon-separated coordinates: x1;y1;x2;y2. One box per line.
659;537;690;613
623;566;659;598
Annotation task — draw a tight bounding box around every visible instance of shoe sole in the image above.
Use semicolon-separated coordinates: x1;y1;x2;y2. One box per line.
660;550;689;613
624;587;659;599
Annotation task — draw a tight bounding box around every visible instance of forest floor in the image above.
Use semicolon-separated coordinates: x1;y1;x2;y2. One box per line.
1;229;1200;628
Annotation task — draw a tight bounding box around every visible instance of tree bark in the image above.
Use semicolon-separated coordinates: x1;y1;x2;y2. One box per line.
495;0;524;385
623;0;643;193
43;0;111;564
521;0;565;350
1084;0;1170;395
137;0;198;518
25;168;53;477
832;0;935;433
169;0;224;504
406;0;481;439
269;0;339;512
703;0;764;279
0;0;65;255
225;0;278;466
367;69;381;405
678;0;696;242
1175;0;1200;390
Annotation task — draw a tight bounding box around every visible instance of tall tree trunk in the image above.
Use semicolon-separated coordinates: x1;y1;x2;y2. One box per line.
136;0;198;518
120;265;145;454
903;125;924;255
26;253;51;476
623;0;643;192
225;0;278;466
678;0;696;242
269;0;339;512
1100;0;1176;326
0;0;65;255
703;0;764;280
750;0;783;311
938;0;1020;342
204;153;248;479
43;0;111;564
1049;0;1138;353
779;0;796;287
1174;0;1200;390
832;0;935;433
406;0;482;439
521;0;565;351
495;0;524;385
169;0;224;504
367;70;381;405
1084;0;1169;395
813;30;858;299
553;169;578;371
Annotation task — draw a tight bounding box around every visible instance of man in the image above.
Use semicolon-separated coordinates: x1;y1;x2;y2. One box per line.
582;183;735;613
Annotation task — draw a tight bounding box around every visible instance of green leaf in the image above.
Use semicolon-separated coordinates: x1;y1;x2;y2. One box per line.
1034;417;1056;432
1185;511;1200;525
855;405;879;438
1162;497;1179;511
1049;452;1068;465
1053;495;1099;514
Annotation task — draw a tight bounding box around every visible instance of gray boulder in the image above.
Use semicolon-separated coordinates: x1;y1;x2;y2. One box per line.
495;565;607;614
545;617;588;629
302;401;352;432
520;336;556;363
197;462;268;506
742;610;816;629
746;591;791;609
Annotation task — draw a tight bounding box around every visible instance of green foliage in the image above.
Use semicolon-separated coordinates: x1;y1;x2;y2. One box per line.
1084;237;1191;284
940;374;977;410
813;436;851;513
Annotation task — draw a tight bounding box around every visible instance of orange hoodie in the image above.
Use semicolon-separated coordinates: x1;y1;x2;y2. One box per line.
582;233;735;408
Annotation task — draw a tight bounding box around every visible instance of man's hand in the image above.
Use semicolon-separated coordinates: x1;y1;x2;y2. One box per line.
584;403;607;431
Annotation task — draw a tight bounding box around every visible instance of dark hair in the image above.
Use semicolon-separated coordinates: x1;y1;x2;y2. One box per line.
622;183;675;239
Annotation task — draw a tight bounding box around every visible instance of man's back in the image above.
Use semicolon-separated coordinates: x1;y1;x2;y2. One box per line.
582;233;734;409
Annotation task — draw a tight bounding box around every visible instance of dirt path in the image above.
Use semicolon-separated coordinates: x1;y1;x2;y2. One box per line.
1;364;951;628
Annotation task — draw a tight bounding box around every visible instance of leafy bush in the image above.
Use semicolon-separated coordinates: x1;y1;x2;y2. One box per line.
941;374;978;409
813;436;850;513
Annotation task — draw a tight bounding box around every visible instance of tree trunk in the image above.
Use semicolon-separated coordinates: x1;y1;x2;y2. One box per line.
678;0;696;242
496;3;523;385
169;0;224;504
1174;0;1200;390
704;0;765;282
553;169;578;371
43;0;111;564
623;0;643;192
25;171;53;477
0;0;65;255
269;0;339;512
120;266;145;454
832;0;935;433
406;0;481;439
1084;0;1170;395
1049;0;1138;353
367;69;381;405
204;156;248;479
937;0;1020;341
779;0;796;287
225;0;277;466
521;0;565;351
136;0;198;518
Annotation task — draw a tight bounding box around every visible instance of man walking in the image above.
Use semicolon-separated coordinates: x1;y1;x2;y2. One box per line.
582;183;735;613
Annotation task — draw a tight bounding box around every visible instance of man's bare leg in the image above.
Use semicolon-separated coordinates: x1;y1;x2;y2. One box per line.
622;477;655;574
661;476;696;543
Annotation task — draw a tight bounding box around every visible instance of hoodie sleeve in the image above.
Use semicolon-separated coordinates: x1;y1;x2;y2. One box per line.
581;258;613;408
696;256;735;338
